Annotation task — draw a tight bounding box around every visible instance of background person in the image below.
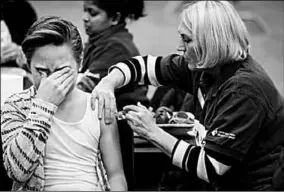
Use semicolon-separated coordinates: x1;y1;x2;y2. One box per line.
91;1;284;190
0;0;38;190
0;0;37;71
77;0;149;189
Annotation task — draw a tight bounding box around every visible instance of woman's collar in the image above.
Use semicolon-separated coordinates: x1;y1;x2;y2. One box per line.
196;57;246;87
88;22;127;43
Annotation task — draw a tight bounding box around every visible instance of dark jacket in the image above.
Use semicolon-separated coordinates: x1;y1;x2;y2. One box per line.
159;54;284;190
79;22;149;110
111;54;284;190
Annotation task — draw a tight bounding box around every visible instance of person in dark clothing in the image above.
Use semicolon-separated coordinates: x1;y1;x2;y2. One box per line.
90;1;284;190
0;0;37;69
0;0;37;190
77;0;149;190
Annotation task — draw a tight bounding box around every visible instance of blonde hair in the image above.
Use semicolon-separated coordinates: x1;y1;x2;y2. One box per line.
179;1;250;68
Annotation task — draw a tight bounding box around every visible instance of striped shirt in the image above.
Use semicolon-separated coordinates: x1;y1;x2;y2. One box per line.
109;55;231;185
1;86;110;191
108;54;284;190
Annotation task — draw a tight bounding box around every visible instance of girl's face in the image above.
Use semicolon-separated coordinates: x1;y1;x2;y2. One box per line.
177;21;199;70
83;1;114;36
30;44;78;91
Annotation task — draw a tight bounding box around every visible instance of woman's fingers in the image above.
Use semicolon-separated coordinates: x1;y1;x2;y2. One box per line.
103;93;115;124
137;102;147;110
125;112;151;138
127;110;140;119
110;95;117;118
125;112;142;127
123;104;143;113
90;92;97;110
98;95;104;120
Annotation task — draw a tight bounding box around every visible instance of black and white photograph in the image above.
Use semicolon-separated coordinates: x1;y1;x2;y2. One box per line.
1;1;283;191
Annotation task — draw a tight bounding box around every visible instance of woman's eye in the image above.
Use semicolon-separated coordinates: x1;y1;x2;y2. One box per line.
182;38;191;44
83;7;98;17
180;35;192;44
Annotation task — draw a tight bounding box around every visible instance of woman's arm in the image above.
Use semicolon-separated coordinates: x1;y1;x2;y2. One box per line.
1;95;57;182
99;114;127;191
78;41;132;93
92;54;192;123
124;102;232;184
108;54;192;91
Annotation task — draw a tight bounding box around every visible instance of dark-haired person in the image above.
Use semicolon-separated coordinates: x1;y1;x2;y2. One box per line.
0;0;38;190
91;1;284;191
1;16;126;191
77;0;149;189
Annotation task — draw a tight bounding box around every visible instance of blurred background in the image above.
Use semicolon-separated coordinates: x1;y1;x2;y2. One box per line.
30;1;284;97
1;1;283;190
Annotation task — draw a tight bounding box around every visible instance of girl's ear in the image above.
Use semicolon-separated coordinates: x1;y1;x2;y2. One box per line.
110;12;121;26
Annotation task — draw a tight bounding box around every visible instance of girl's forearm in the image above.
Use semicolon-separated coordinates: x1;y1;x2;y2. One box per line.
109;175;127;191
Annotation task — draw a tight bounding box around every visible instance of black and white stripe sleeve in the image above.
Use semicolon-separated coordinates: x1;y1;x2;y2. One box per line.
108;54;192;92
171;140;232;183
108;55;163;87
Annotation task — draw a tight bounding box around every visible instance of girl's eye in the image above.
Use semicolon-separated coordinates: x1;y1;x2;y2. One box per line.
37;69;50;76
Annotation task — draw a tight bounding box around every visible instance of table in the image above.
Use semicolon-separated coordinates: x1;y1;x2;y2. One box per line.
133;124;196;190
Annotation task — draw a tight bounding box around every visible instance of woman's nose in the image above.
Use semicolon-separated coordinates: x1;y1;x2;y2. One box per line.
177;40;186;52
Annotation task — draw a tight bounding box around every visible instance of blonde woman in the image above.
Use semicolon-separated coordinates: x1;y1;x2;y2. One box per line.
91;1;284;191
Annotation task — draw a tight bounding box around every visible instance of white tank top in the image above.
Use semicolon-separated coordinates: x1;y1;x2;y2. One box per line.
44;95;107;191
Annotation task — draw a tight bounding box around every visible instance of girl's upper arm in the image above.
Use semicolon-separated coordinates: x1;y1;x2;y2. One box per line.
99;116;124;179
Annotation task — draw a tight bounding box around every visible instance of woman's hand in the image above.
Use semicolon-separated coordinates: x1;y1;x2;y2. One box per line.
123;102;159;140
91;77;117;124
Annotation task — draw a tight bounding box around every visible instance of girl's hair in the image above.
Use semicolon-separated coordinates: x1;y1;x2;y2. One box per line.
91;0;146;23
22;16;83;66
180;1;250;68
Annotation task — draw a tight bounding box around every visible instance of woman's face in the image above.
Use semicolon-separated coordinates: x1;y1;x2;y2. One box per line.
83;1;113;36
30;44;78;91
177;21;199;70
